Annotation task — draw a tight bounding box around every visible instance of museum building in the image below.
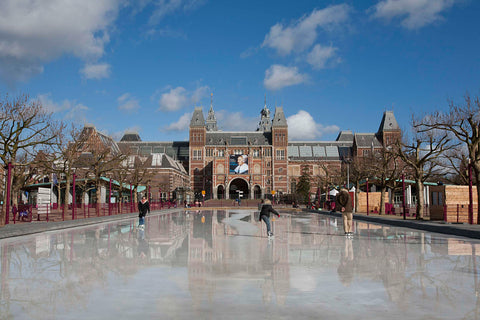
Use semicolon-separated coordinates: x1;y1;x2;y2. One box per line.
119;101;401;202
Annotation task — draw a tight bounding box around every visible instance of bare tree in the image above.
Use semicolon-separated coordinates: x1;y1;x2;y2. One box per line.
367;146;404;215
420;94;480;221
395;116;457;219
0;94;64;224
127;155;155;205
74;142;126;216
346;156;371;213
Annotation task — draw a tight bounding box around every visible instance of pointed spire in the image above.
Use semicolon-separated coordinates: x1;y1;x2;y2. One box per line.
258;95;272;132
206;93;218;131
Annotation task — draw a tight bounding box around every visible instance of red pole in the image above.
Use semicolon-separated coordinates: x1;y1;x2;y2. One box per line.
402;174;406;220
457;204;459;223
130;185;133;213
109;178;112;216
5;162;12;225
72;173;76;220
366;178;369;216
469;162;473;224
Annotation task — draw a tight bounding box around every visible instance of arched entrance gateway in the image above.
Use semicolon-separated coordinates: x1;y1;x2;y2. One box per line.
228;178;249;200
253;185;262;199
217;185;225;199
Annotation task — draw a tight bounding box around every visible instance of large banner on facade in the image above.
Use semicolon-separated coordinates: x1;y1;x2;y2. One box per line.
230;154;248;174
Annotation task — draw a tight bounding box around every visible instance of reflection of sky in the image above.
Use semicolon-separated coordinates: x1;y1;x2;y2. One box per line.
1;210;480;319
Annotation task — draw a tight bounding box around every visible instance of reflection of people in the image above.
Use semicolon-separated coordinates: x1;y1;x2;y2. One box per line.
138;196;150;228
336;188;353;237
259;199;280;237
137;227;149;259
337;237;354;286
234;155;248;174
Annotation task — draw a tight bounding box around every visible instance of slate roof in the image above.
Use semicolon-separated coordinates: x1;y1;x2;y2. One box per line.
118;141;189;162
272;107;287;127
205;131;272;146
336;130;354;142
190;107;205;127
120;131;142;142
354;133;383;148
378;110;400;133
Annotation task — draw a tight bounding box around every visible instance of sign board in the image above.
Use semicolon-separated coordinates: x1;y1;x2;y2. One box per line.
37;187;51;214
271;190;276;195
201;190;205;195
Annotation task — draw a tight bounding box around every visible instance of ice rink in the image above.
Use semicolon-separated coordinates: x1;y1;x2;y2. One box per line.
1;209;480;319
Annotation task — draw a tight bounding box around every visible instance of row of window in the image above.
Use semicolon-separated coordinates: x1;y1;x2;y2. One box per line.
199;148;278;158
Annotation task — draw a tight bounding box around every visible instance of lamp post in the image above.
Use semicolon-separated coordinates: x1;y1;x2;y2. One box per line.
366;178;369;216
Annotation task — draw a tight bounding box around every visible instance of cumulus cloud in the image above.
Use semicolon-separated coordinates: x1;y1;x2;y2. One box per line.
147;0;207;25
0;0;120;84
264;65;307;91
117;93;140;112
158;85;209;111
215;110;258;131
287;110;339;140
262;4;350;56
163;112;193;131
371;0;456;30
306;44;339;69
80;63;111;80
37;93;89;123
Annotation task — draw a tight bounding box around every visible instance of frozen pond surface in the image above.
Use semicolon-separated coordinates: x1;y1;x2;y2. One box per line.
1;209;480;319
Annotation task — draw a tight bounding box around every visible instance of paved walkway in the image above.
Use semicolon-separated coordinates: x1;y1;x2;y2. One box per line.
2;207;480;240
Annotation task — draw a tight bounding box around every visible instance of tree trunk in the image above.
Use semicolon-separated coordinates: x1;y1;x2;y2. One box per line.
96;181;101;217
355;181;360;213
416;180;425;219
379;186;387;215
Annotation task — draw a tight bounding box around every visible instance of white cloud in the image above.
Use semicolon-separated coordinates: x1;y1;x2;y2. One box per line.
37;93;89;123
117;93;140;112
264;65;307;91
148;0;207;25
0;0;120;83
159;87;189;111
191;86;209;104
262;4;350;56
371;0;456;30
215;110;258;131
163;112;192;131
306;44;339;69
287;110;339;140
158;85;209;111
80;63;111;80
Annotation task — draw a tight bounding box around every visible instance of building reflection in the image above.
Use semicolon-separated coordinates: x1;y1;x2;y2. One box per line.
1;210;480;318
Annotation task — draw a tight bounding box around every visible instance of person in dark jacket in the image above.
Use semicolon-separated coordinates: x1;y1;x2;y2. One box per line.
138;196;150;228
336;188;353;237
259;199;280;237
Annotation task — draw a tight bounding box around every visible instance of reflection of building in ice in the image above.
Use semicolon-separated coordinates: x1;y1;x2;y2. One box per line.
185;210;291;307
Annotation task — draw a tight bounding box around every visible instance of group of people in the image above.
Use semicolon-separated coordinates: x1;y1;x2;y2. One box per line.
136;188;353;239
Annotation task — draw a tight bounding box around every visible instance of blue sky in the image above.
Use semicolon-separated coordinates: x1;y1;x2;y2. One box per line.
0;0;479;142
